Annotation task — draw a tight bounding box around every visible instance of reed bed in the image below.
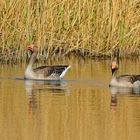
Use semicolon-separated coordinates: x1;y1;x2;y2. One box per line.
0;0;140;62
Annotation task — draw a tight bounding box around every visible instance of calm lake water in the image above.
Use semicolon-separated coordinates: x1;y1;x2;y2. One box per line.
0;57;140;140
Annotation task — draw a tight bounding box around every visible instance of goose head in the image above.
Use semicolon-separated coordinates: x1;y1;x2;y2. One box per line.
27;44;38;53
111;61;118;75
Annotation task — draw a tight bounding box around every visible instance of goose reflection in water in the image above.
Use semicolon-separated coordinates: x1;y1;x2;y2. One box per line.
109;86;140;111
25;79;70;95
109;86;140;94
24;80;70;115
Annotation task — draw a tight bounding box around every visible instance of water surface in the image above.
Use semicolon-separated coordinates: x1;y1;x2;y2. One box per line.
0;58;140;140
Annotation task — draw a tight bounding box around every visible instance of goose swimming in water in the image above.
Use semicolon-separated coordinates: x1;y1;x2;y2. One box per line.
109;60;140;87
24;44;71;80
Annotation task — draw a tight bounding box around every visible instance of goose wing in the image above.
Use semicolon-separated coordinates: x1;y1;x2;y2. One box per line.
117;75;140;83
33;65;70;77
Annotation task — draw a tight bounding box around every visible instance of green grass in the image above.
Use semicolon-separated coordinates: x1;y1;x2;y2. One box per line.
0;0;140;62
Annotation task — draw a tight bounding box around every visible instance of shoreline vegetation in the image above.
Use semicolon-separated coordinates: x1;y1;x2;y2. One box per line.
0;0;140;62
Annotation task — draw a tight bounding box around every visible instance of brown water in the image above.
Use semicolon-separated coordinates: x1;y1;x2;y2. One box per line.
0;57;140;140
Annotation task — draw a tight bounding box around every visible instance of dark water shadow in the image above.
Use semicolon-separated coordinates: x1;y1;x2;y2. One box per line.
0;76;25;80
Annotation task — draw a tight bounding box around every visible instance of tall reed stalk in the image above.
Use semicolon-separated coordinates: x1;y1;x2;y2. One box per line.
0;0;140;62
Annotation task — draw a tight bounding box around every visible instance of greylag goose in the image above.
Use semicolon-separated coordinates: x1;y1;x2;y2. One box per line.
24;44;71;80
109;60;140;87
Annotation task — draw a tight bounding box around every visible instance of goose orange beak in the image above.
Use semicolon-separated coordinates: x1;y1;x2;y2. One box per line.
112;64;116;69
111;62;118;69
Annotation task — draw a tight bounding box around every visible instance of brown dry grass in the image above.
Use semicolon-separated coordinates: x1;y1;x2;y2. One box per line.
0;0;140;62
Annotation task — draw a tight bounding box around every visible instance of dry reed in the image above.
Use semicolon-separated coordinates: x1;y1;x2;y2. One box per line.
0;0;140;62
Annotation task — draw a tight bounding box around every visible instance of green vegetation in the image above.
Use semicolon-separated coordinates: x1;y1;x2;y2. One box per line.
0;0;140;62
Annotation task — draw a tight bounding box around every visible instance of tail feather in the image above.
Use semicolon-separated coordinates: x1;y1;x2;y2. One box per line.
60;66;71;79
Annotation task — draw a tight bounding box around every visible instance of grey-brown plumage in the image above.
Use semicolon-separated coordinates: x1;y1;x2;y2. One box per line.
115;75;140;83
24;44;71;80
33;65;70;78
